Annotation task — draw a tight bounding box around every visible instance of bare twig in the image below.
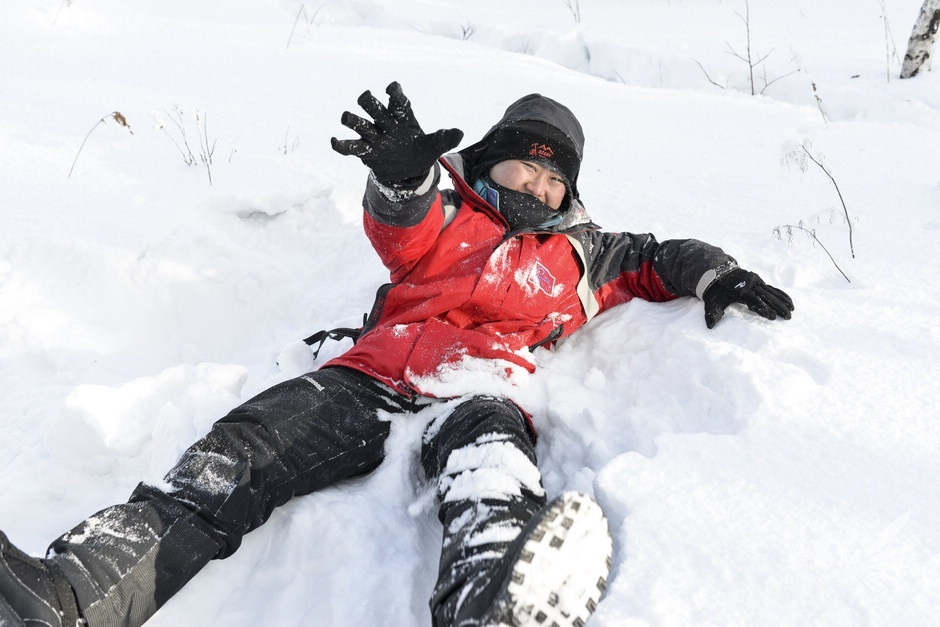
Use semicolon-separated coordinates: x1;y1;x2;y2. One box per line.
53;0;73;26
157;106;217;185
774;222;851;282
286;3;324;49
697;0;796;95
562;0;581;23
759;66;800;94
160;106;197;166
800;145;855;258
811;81;829;125
287;4;307;49
68;111;133;177
281;127;300;155
878;0;901;82
693;59;727;89
195;109;216;186
729;0;757;94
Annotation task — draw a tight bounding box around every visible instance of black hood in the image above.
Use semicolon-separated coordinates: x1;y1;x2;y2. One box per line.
459;94;585;201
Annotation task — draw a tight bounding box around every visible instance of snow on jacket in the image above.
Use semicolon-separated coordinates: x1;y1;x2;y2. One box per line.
323;154;736;399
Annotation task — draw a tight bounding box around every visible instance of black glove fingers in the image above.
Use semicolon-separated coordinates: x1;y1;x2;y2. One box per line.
756;288;793;319
416;128;465;159
744;294;778;321
385;82;416;124
333;82;462;183
704;307;725;329
339;111;379;141
763;284;795;312
330;137;371;158
357;90;394;130
704;292;732;329
703;267;794;328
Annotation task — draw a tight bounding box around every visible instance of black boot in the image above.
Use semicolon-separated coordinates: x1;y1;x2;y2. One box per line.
2;482;222;627
47;483;223;627
0;531;83;627
422;397;612;627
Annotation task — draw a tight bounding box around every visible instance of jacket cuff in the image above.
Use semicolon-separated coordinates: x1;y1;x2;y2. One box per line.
364;164;440;227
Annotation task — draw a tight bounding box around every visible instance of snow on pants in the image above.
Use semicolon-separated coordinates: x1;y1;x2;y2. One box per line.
45;366;543;627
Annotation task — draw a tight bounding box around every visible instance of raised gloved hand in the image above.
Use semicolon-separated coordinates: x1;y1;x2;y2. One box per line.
703;267;794;329
331;82;464;187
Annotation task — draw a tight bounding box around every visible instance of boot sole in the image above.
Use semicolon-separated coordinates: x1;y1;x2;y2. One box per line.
497;492;612;627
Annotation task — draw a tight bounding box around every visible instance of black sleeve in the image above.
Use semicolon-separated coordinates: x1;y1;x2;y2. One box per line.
580;230;737;300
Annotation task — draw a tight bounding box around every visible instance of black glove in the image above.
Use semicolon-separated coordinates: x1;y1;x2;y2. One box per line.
703;267;794;329
330;82;464;187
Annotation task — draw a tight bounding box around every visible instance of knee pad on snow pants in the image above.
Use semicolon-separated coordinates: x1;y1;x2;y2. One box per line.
420;396;547;627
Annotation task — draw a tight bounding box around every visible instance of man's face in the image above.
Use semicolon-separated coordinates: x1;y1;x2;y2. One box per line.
488;160;567;210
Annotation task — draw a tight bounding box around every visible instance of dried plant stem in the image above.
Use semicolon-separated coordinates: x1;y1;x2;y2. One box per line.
68;111;132;178
158;106;217;185
162;106;197;166
800;145;855;258
287;4;306;49
775;223;851;283
693;59;726;89
286;3;324;49
811;81;829;125
196;109;216;186
562;0;581;23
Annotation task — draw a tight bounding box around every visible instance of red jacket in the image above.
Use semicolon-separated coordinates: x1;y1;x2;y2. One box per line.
324;154;735;398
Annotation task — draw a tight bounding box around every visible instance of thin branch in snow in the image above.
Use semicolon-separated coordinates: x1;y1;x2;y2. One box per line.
774;222;851;283
878;0;901;82
195;108;216;186
693;59;727;89
68;111;133;178
800;144;855;258
562;0;581;24
286;3;325;49
697;0;796;96
158;106;198;166
811;81;829;125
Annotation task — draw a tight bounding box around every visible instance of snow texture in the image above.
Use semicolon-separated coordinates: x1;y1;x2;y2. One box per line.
1;0;939;625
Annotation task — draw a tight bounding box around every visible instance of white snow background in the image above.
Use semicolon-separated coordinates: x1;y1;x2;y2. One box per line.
2;0;939;624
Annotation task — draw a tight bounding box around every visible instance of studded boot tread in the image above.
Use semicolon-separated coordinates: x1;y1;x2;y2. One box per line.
480;492;612;627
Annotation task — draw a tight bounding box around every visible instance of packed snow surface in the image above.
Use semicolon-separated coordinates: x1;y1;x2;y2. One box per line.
1;0;938;625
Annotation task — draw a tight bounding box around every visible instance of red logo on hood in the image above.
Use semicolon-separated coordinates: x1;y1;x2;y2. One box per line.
529;143;555;159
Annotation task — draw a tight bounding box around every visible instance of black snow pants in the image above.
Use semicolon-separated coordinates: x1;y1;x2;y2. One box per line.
46;366;545;627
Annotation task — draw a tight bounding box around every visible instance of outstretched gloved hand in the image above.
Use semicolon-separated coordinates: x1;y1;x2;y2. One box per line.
703;267;794;329
331;82;464;187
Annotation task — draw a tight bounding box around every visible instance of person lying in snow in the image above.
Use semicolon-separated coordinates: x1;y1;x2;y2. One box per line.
0;82;793;627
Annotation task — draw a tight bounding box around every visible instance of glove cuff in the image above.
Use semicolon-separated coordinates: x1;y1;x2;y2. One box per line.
696;260;740;299
371;166;437;202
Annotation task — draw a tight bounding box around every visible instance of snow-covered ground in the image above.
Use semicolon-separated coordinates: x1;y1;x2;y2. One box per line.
2;0;938;624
